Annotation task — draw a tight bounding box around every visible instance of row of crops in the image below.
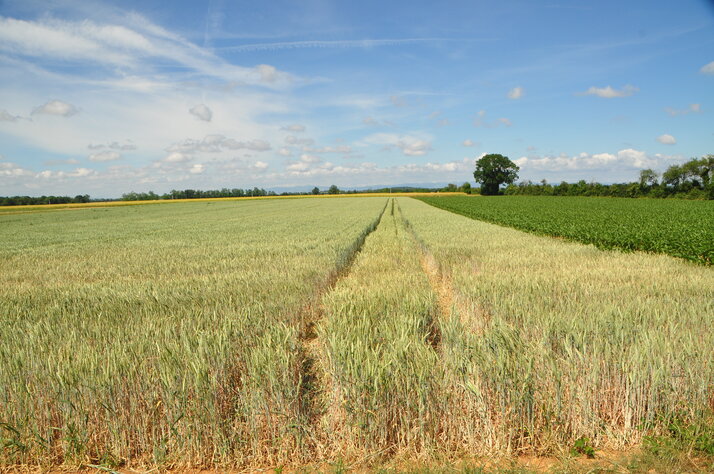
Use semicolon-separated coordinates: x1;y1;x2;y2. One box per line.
417;195;714;265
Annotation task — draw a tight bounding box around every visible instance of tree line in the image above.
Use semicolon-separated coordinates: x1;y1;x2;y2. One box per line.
0;194;91;206
471;154;713;199
502;156;714;199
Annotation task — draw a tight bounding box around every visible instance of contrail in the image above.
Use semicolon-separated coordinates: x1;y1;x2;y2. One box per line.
219;38;464;53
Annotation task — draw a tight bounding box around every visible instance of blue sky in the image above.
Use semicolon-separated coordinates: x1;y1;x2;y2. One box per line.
1;0;712;196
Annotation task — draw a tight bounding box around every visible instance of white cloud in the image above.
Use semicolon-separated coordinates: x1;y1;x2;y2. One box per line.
32;100;79;117
0;16;296;88
163;152;192;163
400;139;431;156
255;64;277;83
507;86;524;99
89;150;121;162
362;116;378;126
514;148;676;171
657;134;676;145
189;104;212;122
44;158;80;166
252;161;269;170
303;145;352;154
299;154;321;164
361;133;433;156
665;103;701;116
463;139;475;147
109;141;137;151
280;124;306;132
189;163;205;174
0;109;21;122
284;135;315;146
580;85;638;98
700;61;714;74
278;147;292;156
36;167;95;179
167;135;271;154
0;161;34;177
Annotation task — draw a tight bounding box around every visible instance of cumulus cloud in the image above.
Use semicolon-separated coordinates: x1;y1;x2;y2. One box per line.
37;167;95;179
189;104;212;122
700;61;714;74
32;100;79;117
167;135;271;154
513;148;675;171
580;85;638;98
89;151;121;162
399;139;431;156
463;139;476;147
44;158;80;165
163;152;192;163
110;141;137;151
507;86;524;99
280;124;306;132
0;109;21;122
361;133;433;156
89;141;137;151
284;135;315;146
657;134;676;145
189;163;205;174
252;161;269;170
665;103;701;116
278;147;292;156
0;161;34;177
303;145;352;154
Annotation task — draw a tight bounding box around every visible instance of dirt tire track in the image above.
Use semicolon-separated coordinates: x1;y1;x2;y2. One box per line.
296;199;390;457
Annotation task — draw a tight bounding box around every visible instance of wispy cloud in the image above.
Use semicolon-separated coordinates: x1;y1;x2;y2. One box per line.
507;86;524;99
0;15;296;88
665;103;700;116
700;61;714;74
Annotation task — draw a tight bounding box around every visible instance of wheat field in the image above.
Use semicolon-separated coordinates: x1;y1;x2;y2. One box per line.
0;196;712;470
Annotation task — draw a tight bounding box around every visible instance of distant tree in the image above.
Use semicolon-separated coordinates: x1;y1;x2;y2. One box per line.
473;154;519;195
444;183;457;192
311;186;320;195
328;184;340;194
639;169;659;188
460;182;471;193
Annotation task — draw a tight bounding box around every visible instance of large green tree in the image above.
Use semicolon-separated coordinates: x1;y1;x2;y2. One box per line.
474;153;520;195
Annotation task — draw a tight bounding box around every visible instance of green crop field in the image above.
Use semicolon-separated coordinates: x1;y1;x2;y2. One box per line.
417;195;714;265
1;196;713;471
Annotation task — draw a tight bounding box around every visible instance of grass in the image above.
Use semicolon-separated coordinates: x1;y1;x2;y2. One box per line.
1;195;712;471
